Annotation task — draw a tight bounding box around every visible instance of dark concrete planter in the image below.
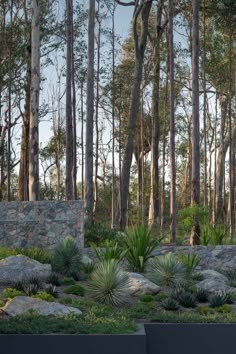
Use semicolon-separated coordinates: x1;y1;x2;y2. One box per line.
145;323;236;354
1;323;235;354
0;328;147;354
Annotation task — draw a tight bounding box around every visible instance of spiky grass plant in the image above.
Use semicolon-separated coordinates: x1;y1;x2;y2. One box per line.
161;298;179;311
209;291;232;308
90;240;127;263
123;225;159;272
147;253;186;287
87;259;130;306
52;237;81;276
177;253;200;278
195;288;209;303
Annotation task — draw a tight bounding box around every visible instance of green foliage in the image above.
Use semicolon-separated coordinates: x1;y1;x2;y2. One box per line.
91;239;126;263
23;283;40;296
195;288;209;303
81;261;95;275
178;292;196;308
1;288;24;299
123;225;159;272
177;253;200;277
201;225;226;245
209;292;229;307
84;220;118;246
223;269;236;287
0;300;5;307
52;237;81;276
161;298;179;311
64;284;85;296
32;292;55;302
63;277;76;285
153;293;169;302
0;309;136;334
0;247;51;263
87;260;130;306
147;253;186;287
214;304;232;314
15;247;51;264
178;206;208;233
139;295;154;303
46;273;62;286
195;305;215;316
70;255;82;278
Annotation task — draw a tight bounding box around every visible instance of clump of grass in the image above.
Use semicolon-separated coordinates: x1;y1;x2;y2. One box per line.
1;288;24;299
161;298;179;311
63;277;76;285
64;284;85;296
52;237;81;276
139;295;154;303
32;292;55;302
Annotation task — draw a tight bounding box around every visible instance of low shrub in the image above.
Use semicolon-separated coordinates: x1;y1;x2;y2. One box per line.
52;237;81;276
139;295;154;303
161;298;179;311
214;304;232;314
91;240;126;263
177;253;200;278
63;277;76;285
153;293;169;302
147;253;186;287
209;292;230;308
32;292;54;302
87;259;130;306
64;284;85;296
195;305;215;316
178;292;196;308
1;288;24;299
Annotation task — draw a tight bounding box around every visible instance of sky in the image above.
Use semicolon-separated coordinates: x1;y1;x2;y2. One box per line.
39;1;133;146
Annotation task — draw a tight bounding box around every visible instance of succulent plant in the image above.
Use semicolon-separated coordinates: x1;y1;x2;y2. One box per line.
161;298;179;311
178;292;196;308
195;288;209;303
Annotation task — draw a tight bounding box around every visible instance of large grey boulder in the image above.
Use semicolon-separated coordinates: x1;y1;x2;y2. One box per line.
125;272;161;296
0;255;51;284
2;296;82;317
197;269;230;292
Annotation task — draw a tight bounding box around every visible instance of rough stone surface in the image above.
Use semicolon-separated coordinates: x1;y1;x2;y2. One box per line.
197;269;230;292
2;296;82;317
150;246;236;270
0;255;51;284
0;201;84;249
125;272;161;296
81;254;93;265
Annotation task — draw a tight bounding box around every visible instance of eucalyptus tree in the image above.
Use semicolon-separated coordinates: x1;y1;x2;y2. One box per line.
29;0;40;201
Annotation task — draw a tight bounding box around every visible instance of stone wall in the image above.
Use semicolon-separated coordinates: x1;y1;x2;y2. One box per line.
0;201;84;249
151;245;236;270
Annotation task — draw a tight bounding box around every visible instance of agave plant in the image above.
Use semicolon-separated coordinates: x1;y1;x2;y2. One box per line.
86;259;130;306
123;225;159;272
147;253;186;287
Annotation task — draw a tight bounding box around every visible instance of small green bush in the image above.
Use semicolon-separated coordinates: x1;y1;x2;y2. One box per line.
52;237;81;276
32;292;54;302
63;277;76;285
2;288;24;299
87;259;130;306
123;225;159;272
139;295;154;303
161;298;179;311
153;293;169;302
177;253;200;278
0;300;5;307
81;262;95;275
214;304;232;314
195;305;215;316
147;253;186;287
64;284;85;296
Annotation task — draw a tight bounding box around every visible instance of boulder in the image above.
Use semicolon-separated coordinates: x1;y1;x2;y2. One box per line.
197;269;229;292
0;255;51;284
81;254;93;265
125;272;161;296
2;296;82;317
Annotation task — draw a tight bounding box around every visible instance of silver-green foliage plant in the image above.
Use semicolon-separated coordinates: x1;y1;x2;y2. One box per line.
147;253;186;287
87;259;130;306
52;237;81;276
123;225;159;272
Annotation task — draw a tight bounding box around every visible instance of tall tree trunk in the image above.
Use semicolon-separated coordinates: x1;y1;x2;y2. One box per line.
111;1;116;228
85;0;95;219
119;0;153;230
29;0;40;201
190;0;200;245
72;20;77;200
65;0;73;200
80;82;84;200
148;1;163;226
202;0;207;208
169;0;176;242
